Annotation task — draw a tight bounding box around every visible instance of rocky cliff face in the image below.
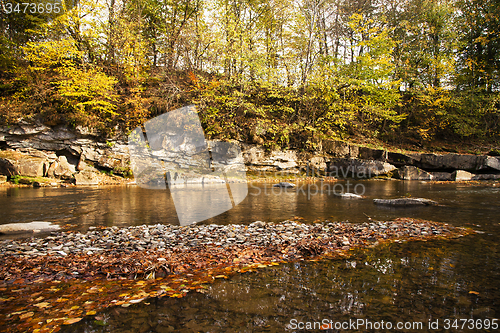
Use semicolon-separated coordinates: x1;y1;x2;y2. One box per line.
0;121;499;184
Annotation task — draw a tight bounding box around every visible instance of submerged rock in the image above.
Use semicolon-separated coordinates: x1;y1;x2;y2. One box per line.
273;182;296;188
336;193;363;199
373;198;438;206
0;221;60;234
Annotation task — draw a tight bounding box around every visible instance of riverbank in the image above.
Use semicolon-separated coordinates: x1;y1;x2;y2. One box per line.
1;121;499;187
0;218;474;332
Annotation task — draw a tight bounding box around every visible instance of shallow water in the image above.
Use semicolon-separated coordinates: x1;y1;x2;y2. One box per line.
2;181;500;332
1;180;499;230
62;234;500;332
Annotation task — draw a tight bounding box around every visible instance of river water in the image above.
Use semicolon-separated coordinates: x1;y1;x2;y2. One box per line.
2;181;500;332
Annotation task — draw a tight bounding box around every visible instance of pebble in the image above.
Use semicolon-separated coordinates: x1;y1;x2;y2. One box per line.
0;219;460;258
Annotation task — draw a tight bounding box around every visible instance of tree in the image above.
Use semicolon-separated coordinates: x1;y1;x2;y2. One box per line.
455;0;500;92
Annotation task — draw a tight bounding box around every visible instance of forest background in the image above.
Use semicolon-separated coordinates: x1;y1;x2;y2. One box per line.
0;0;499;152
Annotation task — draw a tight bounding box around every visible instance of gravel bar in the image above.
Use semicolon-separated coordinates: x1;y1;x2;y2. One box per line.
0;218;472;284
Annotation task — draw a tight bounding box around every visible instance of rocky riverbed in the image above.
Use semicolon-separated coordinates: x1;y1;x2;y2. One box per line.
0;218;474;333
0;218;472;283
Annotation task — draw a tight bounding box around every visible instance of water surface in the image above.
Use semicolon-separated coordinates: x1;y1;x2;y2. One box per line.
2;181;499;332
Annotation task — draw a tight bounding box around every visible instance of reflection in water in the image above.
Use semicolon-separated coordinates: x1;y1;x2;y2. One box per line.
3;181;499;332
62;234;500;333
1;181;498;230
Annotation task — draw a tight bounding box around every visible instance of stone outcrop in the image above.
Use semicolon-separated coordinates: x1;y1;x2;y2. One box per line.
74;170;102;185
0;121;129;174
0;150;46;177
394;166;433;180
328;158;396;178
0;121;499;183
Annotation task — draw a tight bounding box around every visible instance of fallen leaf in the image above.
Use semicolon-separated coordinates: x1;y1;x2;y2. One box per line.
63;317;82;325
129;298;144;304
20;312;34;319
86;311;96;316
34;302;51;309
160;285;173;291
469;291;480;295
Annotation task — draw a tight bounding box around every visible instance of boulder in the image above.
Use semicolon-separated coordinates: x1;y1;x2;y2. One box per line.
387;152;418;167
430;172;453;181
373;198;438;206
322;140;358;158
472;174;500;180
484;156;500;171
395;166;433;180
358;147;386;160
411;153;483;171
0;150;46;177
242;145;298;171
47;156;75;179
328;158;396;178
0;221;60;234
452;170;473;181
74;170;102;185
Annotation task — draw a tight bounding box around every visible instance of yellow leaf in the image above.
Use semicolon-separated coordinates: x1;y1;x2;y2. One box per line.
86;311;96;316
63;317;83;325
71;306;80;310
19;311;34;319
56;298;69;302
469;291;479;295
214;275;228;279
34;302;51;308
160;285;173;291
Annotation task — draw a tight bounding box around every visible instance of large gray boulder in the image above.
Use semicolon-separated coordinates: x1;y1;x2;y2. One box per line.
47;155;75;179
452;170;473;181
74;170;102;185
395;166;433;180
484;156;500;171
327;158;396;178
